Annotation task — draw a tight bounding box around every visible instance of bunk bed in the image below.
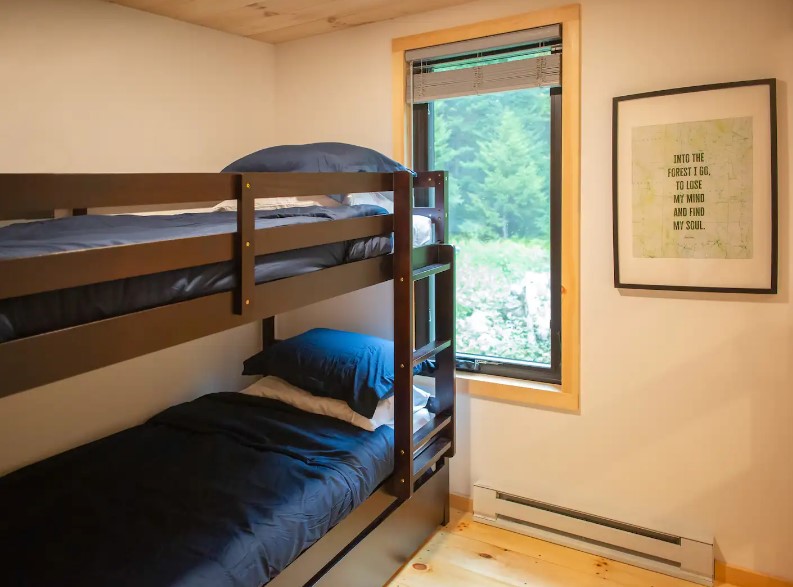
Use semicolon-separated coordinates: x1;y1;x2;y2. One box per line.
0;165;456;586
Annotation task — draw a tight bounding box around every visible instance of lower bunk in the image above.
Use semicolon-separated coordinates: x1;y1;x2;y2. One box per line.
0;384;448;587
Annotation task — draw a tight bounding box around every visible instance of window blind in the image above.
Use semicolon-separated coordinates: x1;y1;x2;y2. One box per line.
406;24;561;104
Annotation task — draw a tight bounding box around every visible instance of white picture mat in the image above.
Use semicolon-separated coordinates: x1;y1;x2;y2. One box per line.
616;83;772;289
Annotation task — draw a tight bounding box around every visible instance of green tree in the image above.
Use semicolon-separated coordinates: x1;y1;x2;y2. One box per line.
433;88;551;241
469;108;548;239
430;86;554;363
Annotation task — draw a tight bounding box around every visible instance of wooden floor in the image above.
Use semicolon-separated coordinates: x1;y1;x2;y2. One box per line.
389;510;740;587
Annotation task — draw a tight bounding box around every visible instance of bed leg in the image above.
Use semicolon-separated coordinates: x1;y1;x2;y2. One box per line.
442;463;451;526
262;317;275;349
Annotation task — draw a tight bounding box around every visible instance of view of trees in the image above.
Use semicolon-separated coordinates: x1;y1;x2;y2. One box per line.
431;87;552;364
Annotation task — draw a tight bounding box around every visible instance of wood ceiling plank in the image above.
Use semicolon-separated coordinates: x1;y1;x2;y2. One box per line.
249;0;473;43
103;0;476;43
202;0;386;38
106;0;228;20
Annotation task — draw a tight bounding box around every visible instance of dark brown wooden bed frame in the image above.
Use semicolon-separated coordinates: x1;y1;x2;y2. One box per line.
0;169;455;586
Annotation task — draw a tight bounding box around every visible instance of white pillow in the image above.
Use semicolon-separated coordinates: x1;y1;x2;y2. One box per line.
343;193;433;246
412;215;433;247
241;376;431;432
409;408;433;433
213;195;340;212
343;191;394;213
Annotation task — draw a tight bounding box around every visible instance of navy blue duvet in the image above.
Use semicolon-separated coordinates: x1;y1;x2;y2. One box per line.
0;392;394;586
0;205;391;342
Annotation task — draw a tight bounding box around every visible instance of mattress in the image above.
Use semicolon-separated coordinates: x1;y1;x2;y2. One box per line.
0;392;398;587
0;205;399;342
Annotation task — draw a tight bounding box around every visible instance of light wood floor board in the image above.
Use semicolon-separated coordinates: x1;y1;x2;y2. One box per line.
389;511;743;587
716;563;793;587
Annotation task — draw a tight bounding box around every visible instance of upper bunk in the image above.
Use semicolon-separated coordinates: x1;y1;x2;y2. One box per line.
0;166;452;399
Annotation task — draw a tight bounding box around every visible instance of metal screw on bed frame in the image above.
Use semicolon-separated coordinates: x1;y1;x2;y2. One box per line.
400;478;405;483
245;299;250;306
245;241;251;248
400;364;405;369
400;449;405;456
245;182;251;189
399;277;404;282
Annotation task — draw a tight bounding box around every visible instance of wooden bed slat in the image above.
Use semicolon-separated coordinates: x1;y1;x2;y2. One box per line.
412;412;452;457
254;214;393;255
412;437;452;481
0;209;54;222
410;244;438;270
0;215;395;301
0;172;395;218
412;262;450;281
246;172;394;198
0;233;235;301
0;173;239;214
0;255;392;398
412;339;451;367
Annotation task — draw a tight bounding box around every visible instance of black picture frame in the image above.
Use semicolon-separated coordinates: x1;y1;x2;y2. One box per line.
612;78;779;294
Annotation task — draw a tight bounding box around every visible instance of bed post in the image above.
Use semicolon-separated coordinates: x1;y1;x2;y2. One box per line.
432;172;455;459
235;173;255;317
392;170;415;500
262;317;275;349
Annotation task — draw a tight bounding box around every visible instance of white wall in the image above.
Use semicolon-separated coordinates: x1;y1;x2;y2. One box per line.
0;0;275;173
0;0;274;472
274;0;793;580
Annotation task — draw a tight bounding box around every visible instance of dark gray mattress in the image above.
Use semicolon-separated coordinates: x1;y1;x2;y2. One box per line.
0;205;391;342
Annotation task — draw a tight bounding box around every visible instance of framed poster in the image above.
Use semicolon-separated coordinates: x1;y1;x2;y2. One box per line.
613;79;777;293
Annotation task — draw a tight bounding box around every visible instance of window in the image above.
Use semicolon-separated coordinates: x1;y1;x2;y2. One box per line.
392;5;580;410
409;27;562;384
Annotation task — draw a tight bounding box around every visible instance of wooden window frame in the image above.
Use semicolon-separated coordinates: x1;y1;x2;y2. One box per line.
392;4;581;412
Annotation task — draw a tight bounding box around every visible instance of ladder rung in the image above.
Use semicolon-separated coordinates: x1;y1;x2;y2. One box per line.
412;437;452;481
412;262;450;281
413;339;451;366
411;244;438;271
413;412;452;456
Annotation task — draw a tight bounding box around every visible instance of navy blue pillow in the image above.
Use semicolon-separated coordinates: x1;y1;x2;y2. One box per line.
243;328;397;419
222;142;414;175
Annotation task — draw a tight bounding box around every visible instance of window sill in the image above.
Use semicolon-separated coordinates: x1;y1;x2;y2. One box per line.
452;371;579;412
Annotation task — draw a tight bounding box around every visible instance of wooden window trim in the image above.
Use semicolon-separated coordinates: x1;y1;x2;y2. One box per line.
392;4;581;412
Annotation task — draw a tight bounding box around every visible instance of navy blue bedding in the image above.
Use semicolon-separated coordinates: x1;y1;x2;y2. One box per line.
0;205;391;342
0;392;394;586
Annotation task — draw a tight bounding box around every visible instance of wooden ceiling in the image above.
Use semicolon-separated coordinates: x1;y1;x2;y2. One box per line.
103;0;475;44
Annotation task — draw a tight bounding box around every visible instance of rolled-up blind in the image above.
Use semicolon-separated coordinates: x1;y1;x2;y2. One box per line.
407;24;562;104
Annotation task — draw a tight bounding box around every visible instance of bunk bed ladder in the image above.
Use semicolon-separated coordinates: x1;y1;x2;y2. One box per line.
393;171;455;500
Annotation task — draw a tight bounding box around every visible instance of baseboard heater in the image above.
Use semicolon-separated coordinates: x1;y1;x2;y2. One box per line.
473;484;714;585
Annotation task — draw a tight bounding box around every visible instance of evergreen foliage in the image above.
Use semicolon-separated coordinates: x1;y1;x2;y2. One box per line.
433;88;551;241
431;87;552;364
